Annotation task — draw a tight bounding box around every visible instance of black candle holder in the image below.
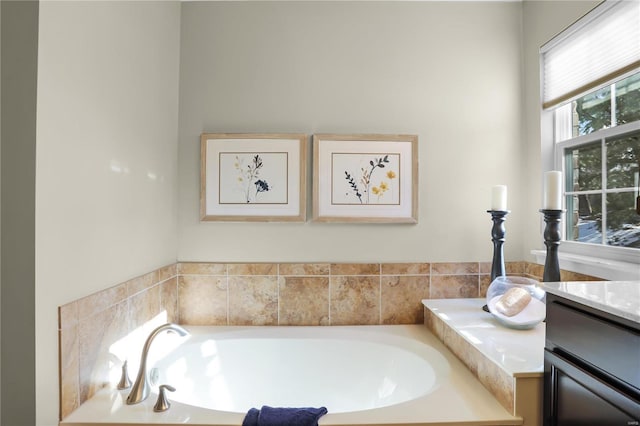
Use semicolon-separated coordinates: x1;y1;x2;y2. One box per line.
540;209;563;282
488;210;509;281
483;210;509;312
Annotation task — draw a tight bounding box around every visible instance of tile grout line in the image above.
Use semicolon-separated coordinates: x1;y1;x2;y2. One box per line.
225;264;230;326
328;264;332;325
429;263;433;299
378;265;382;325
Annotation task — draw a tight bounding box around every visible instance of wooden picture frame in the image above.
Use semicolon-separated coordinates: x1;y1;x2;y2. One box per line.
201;133;307;222
313;134;418;223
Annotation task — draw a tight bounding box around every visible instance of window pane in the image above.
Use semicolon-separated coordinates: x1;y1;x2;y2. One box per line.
567;193;602;243
566;142;602;192
606;192;640;248
556;71;640;255
607;132;640;189
615;73;640;125
573;86;611;135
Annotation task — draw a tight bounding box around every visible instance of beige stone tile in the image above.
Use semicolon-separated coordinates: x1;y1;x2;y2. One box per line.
228;263;277;276
59;301;78;330
229;276;278;325
279;276;329;325
524;263;544;281
430;275;479;298
424;308;444;341
278;263;330;276
160;277;178;323
477;357;514;413
179;262;227;275
506;261;526;275
78;302;130;404
585;273;606;280
479;262;492;275
480;275;492;298
443;325;479;377
562;270;583;281
157;263;177;282
331;263;380;275
428;300;515;415
330;276;379;325
381;276;429;324
561;270;603;281
178;276;227;325
59;325;79;420
381;263;430;275
129;285;161;330
431;262;479;275
126;271;158;297
77;284;127;321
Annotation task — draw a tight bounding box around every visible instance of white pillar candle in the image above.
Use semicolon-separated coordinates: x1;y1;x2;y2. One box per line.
491;185;507;211
543;171;563;210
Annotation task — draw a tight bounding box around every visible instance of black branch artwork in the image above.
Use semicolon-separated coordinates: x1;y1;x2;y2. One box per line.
234;154;271;203
345;171;363;203
344;155;394;204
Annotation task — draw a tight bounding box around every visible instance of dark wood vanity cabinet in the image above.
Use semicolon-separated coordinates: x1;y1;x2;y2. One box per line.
544;293;640;426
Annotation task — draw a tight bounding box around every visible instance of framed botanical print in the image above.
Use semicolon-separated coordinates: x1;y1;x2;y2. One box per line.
201;133;307;222
313;134;418;223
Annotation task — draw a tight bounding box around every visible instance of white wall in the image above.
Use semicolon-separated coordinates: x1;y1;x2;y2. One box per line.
178;1;525;263
35;2;181;424
520;0;600;261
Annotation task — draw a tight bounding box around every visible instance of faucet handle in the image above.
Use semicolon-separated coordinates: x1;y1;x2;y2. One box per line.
153;384;176;412
117;360;132;390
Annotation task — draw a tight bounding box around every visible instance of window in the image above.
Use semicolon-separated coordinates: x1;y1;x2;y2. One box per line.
540;0;640;277
555;72;640;249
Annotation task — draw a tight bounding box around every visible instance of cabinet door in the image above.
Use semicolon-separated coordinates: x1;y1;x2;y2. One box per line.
546;299;640;391
545;350;640;426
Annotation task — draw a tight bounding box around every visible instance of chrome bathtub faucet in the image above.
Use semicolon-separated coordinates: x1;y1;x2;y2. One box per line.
153;384;176;412
126;323;190;405
117;360;132;390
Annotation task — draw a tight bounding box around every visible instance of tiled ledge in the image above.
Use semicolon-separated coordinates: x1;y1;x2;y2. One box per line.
423;298;545;426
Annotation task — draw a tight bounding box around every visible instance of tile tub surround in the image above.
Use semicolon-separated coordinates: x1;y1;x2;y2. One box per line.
58;264;179;420
424;298;545;426
177;261;600;327
58;261;601;420
179;261;479;327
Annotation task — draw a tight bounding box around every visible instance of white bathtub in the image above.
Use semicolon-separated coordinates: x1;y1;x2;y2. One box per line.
61;325;520;426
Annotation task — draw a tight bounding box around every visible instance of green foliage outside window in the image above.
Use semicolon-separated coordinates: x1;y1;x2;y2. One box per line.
564;72;640;249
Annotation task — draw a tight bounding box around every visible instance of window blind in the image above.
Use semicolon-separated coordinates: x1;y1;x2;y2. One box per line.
541;0;640;109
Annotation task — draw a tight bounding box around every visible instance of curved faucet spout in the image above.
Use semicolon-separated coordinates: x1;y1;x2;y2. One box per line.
126;323;189;405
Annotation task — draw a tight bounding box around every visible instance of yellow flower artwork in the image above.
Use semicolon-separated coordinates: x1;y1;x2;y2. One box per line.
335;154;399;205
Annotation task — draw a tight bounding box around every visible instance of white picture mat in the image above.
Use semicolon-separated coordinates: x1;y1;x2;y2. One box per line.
331;153;401;205
218;152;288;204
205;138;301;217
317;140;414;218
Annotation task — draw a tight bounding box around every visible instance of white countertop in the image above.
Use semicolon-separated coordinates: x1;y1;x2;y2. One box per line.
423;298;544;377
542;281;640;324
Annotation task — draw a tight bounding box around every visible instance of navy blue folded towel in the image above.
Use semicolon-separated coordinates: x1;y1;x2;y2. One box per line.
242;406;328;426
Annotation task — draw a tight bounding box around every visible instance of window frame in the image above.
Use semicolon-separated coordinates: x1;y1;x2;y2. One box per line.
546;98;640;275
539;0;640;280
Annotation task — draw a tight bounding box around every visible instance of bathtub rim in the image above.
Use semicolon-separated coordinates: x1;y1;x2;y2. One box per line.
60;324;522;426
